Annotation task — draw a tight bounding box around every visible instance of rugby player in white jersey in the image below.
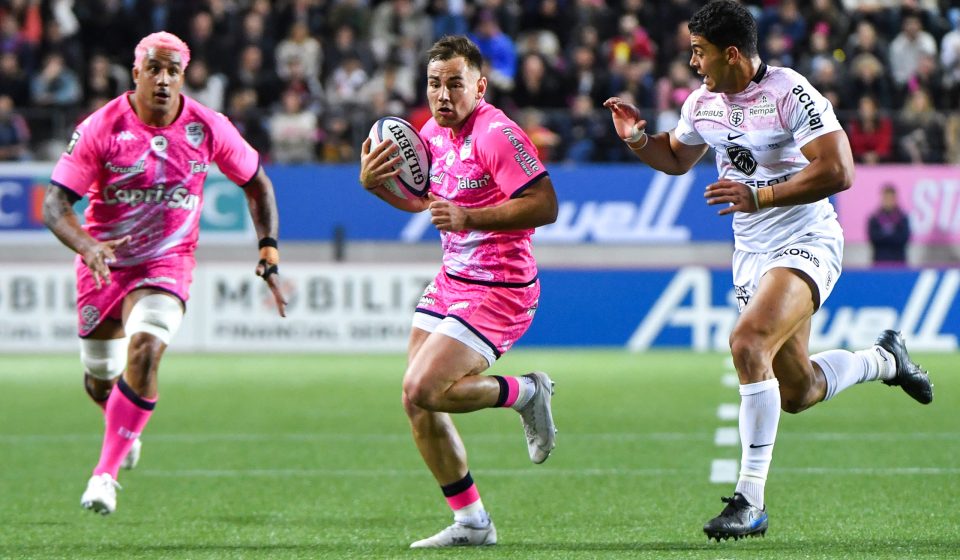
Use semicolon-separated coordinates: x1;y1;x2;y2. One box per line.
603;0;933;541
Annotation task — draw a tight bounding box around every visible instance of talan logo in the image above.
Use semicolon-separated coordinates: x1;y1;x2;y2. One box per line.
726;145;757;175
185;122;205;148
728;105;744;127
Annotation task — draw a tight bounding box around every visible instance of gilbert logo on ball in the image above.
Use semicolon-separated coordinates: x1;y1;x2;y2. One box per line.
367;116;431;199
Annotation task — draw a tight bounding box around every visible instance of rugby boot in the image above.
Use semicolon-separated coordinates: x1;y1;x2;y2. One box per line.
876;330;933;404
703;493;768;541
81;473;121;515
517;371;556;464
410;519;497;548
120;437;142;470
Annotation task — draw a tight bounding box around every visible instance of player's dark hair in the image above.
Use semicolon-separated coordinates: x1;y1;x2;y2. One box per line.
688;0;758;58
427;35;484;72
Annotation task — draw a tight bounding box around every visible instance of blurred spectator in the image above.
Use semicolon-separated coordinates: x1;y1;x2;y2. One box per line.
519;0;573;46
758;0;806;58
941;8;960;107
654;58;696;133
229;45;279;109
846;53;893;110
516;29;563;72
845;20;888;67
186;11;232;76
567;44;612;106
888;13;937;91
182;58;227;113
30;53;80;108
848;95;893;163
324;24;375;80
603;13;655;67
318;109;356;163
428;0;469;40
0;94;29;160
804;0;850;51
868;184;910;265
895;88;945;163
40;18;83;74
908;52;945;109
0;52;30;107
326;54;368;109
564;93;606;163
612;60;655;116
82;53;126;107
369;0;431;69
278;55;324;114
268;88;317;164
798;25;835;87
358;57;416;117
327;0;371;40
276;0;327;38
237;8;275;62
511;52;564;109
469;9;517;92
276;21;322;82
226;87;271;159
518;108;561;162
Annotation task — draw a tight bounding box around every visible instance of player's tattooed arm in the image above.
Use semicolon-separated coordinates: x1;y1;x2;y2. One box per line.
242;167;287;317
42;184;129;289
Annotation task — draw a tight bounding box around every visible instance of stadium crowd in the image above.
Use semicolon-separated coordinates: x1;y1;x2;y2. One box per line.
1;0;959;164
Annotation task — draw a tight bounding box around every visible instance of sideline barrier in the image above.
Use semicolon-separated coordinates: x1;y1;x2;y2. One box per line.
2;264;955;353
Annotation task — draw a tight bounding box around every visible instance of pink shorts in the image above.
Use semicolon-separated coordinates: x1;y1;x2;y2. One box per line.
413;270;540;362
75;255;194;337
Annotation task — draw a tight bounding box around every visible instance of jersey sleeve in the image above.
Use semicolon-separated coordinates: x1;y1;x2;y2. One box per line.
478;124;548;198
780;72;842;148
674;90;705;146
211;112;260;186
50;117;101;198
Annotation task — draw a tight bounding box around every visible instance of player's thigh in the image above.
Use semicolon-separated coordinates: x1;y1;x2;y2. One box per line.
85;317;124;340
734;267;815;353
405;330;490;390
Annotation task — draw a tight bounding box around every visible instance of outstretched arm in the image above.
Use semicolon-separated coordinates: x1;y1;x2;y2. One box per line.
243;167;286;317
428;175;558;232
42;184;128;289
603;97;708;175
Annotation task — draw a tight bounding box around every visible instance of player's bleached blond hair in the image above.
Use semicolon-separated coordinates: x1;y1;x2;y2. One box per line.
133;31;191;70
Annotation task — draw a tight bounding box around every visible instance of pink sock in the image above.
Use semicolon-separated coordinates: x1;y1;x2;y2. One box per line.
493;376;520;407
93;378;156;478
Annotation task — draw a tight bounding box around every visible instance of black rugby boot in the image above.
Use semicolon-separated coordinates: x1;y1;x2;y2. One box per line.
703;493;768;542
876;330;933;404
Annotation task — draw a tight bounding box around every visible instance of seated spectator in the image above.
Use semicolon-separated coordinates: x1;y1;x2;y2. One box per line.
469;9;516;92
845;20;889;66
895;88;945;163
276;21;322;82
268;88;317;164
655;58;697;133
0;94;29;161
182;58;227;113
846;53;893;110
229;45;279;109
30;53;80;108
848;95;893;163
564;94;606;163
518;108;561;162
318;108;356;163
511;53;564;109
369;0;430;68
325;54;368;109
0;52;30;107
888;13;937;92
226;87;271;160
358;57;415;117
567;44;612;107
83;53;126;106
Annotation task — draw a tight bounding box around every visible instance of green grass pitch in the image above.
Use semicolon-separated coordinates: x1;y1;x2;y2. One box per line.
0;351;957;559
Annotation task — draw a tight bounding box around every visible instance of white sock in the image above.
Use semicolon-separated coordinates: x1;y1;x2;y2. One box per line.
813;346;896;401
735;378;780;509
453;499;489;528
510;376;538;410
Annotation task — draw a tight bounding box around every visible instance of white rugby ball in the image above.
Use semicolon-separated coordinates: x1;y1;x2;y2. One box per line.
367;116;431;199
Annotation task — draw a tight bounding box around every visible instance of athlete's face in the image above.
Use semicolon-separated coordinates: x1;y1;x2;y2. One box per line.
132;48;184;120
689;34;734;93
426;56;486;132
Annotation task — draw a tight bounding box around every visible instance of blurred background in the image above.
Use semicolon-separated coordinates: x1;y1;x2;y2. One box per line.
0;0;957;355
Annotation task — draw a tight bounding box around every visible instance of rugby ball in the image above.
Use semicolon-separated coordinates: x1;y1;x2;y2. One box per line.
367;116;431;199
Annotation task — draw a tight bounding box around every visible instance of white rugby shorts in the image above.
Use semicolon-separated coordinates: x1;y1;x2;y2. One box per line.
732;232;843;312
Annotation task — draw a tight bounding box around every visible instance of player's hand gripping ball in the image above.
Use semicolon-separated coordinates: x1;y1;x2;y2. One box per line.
367;117;431;199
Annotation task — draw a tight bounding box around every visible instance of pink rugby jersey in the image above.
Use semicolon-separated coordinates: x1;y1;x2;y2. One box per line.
420;99;549;285
51;93;260;266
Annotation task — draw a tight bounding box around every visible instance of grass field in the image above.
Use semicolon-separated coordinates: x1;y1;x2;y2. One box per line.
0;350;957;559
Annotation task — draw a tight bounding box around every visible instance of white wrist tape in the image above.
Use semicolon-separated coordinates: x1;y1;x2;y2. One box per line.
626;124;646;144
748;185;760;210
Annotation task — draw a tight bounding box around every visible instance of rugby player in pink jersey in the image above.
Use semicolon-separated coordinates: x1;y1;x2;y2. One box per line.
42;32;286;515
359;35;559;548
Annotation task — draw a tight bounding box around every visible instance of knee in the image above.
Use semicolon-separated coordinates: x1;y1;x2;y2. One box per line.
729;328;770;373
80;338;127;381
779;384;815;414
126;333;165;379
402;375;439;411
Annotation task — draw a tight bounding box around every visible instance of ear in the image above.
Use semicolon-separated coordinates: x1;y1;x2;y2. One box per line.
132;66;139;82
725;45;740;65
476;75;487;100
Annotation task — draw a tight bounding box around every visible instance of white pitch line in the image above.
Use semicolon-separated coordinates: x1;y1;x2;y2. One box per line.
709;459;738;483
721;373;738;388
716;403;739;421
714;427;739;446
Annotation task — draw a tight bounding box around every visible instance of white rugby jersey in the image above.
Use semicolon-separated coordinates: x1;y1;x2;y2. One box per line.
675;63;844;252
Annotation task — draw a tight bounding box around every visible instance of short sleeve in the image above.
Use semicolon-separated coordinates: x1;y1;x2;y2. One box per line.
50;117;101;198
211;112;260;186
780;73;842;148
478;124;548;198
674;91;705;146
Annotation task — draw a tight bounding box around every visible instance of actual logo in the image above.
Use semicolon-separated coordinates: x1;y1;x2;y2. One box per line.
728;105;744;127
726;145;757;175
151;135;168;153
185;122;204;148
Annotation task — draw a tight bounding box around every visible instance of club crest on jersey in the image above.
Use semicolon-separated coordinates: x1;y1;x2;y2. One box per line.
185;122;204;148
726;145;758;175
728;105;744;127
151;135;168;152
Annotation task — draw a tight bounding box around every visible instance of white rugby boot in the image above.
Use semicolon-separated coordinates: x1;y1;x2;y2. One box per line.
120;437;142;470
80;473;121;515
517;371;557;464
410;519;497;548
